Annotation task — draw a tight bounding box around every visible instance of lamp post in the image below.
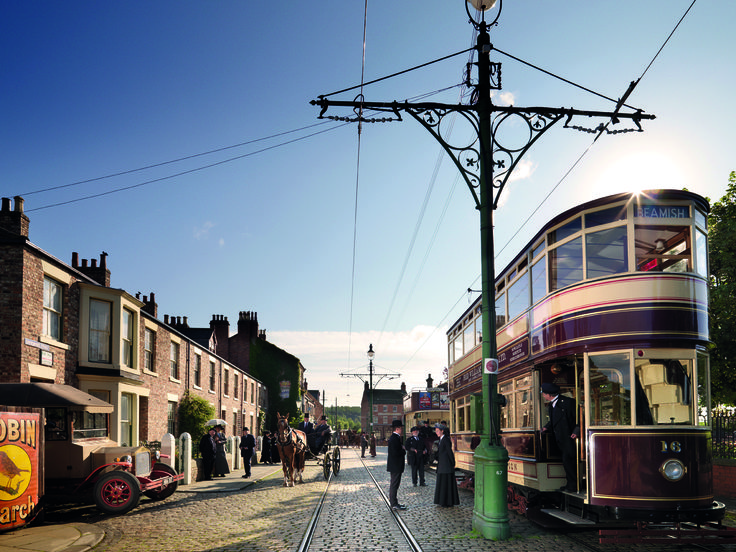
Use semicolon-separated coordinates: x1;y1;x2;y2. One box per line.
313;0;653;539
367;344;375;435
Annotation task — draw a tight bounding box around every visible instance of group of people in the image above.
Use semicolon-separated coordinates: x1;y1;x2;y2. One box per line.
298;413;333;454
198;424;232;481
386;419;460;510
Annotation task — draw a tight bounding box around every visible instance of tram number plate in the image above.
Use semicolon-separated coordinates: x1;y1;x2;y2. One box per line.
660;440;682;453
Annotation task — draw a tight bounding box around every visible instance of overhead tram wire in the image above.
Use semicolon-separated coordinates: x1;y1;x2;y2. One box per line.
24;122;351;212
376;31;480;348
18;121;335;198
345;0;370;375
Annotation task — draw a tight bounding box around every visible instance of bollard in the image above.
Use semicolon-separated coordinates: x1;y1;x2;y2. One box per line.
161;433;175;468
234;435;241;470
179;432;192;485
229;436;238;471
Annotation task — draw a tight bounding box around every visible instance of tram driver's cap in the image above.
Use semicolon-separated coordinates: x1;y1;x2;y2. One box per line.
541;382;560;395
391;419;403;428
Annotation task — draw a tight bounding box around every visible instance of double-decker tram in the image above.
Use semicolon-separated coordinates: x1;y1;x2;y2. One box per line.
447;189;725;526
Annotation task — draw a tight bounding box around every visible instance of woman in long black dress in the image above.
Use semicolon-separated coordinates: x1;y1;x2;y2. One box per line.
433;423;460;507
260;431;272;464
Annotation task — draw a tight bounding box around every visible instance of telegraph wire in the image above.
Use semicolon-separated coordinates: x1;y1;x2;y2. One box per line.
24;123;349;212
18;121;333;197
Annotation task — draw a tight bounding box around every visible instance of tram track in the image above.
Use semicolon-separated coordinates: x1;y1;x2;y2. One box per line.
298;447;424;552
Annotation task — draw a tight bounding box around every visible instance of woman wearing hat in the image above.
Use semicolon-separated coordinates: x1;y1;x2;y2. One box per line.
433;423;460;507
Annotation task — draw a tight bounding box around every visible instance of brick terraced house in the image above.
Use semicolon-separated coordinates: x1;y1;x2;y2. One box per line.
0;195;285;444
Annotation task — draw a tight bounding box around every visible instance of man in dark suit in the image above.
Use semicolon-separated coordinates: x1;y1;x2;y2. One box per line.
199;427;217;481
541;382;579;491
387;419;406;510
239;427;257;478
405;426;427;486
297;413;314;435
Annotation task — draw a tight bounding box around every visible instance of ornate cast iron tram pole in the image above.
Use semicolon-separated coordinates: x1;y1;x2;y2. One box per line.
311;0;654;541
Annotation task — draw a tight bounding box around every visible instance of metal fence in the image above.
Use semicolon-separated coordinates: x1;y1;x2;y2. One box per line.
713;413;736;460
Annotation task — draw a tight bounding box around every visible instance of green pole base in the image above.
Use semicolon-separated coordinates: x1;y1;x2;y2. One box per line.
471;441;511;540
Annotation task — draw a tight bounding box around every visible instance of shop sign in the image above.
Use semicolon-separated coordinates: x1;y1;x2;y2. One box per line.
0;412;39;531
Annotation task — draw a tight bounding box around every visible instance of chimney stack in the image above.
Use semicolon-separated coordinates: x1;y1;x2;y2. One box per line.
0;196;30;239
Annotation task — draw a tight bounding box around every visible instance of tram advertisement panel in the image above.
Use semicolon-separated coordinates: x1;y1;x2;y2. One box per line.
0;412;39;531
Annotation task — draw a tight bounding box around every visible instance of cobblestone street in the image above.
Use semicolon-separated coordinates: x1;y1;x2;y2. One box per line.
35;448;736;552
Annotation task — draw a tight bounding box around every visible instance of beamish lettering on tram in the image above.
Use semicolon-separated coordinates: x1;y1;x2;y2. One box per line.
637;205;689;219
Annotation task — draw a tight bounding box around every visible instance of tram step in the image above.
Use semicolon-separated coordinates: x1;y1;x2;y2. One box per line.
540;508;596;525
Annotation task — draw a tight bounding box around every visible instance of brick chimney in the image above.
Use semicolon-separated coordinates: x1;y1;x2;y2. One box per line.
71;251;111;287
141;292;157;317
237;311;259;341
0;196;30;239
209;315;230;358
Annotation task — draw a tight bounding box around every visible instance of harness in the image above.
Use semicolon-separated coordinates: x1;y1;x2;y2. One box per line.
276;422;305;450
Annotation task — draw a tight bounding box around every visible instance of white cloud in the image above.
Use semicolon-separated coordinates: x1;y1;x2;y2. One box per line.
193;221;215;240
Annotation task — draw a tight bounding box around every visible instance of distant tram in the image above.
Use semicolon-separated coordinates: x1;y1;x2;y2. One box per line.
447;189;724;525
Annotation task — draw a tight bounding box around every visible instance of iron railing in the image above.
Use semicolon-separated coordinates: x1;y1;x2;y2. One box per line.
712;414;736;459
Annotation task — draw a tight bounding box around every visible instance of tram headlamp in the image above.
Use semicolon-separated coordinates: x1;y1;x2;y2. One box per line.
660;459;686;482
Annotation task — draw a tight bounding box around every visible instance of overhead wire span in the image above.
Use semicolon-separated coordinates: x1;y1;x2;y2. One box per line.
345;0;370;373
18;121;333;197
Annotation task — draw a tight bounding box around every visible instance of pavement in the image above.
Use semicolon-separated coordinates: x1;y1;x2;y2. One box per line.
0;461;283;552
0;455;734;552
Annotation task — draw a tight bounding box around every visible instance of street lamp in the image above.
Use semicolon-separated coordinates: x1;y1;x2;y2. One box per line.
367;344;375;436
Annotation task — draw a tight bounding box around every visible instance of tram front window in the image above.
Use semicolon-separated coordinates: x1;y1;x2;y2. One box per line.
588;353;631;426
634;359;694;425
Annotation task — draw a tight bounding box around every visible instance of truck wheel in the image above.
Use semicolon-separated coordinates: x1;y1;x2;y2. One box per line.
94;470;141;515
144;463;179;501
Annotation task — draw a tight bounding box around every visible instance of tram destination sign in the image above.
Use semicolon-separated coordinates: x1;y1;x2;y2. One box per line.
636;204;689;219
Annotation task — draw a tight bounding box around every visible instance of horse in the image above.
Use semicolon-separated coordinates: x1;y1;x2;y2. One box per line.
274;412;307;487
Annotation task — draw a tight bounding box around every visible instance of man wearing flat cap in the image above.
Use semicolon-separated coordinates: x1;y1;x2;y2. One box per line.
541;382;579;492
387;419;406;510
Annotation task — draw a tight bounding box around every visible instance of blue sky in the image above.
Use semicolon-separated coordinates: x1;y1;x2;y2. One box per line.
3;1;734;407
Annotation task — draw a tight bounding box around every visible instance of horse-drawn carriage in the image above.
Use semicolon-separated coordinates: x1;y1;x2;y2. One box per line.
274;413;340;486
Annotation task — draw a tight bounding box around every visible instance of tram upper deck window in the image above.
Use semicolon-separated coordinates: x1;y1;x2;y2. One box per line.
549;237;583;291
634;359;694;425
635;225;691;272
585;205;627;227
495;294;507;328
507;270;529;321
548;217;581;245
531;256;546;305
586;226;628;279
588;352;631;426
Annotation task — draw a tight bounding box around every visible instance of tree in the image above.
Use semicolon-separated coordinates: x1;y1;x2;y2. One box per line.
178;391;215;444
709;171;736;407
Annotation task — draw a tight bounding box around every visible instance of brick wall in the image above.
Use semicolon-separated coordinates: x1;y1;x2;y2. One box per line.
714;460;736;498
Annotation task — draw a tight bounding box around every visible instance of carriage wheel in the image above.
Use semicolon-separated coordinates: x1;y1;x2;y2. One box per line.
332;447;341;476
322;452;331;480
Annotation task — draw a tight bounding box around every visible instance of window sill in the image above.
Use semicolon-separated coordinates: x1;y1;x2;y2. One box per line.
39;335;70;351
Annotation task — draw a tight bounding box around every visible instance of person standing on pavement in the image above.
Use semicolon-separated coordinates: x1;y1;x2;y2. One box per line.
360;431;368;458
405;426;427;487
213;425;230;477
199;427;217;481
433;423;460;507
369;433;377;457
260;431;273;464
239;427;256;478
387;419;406;510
